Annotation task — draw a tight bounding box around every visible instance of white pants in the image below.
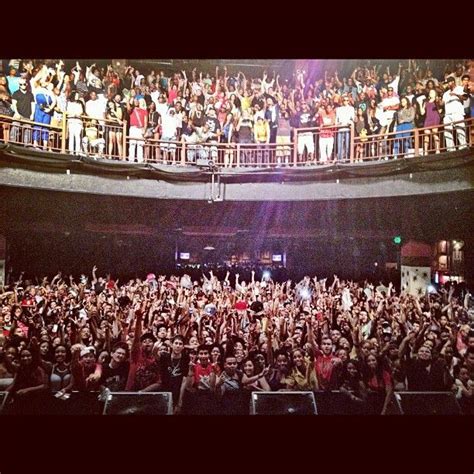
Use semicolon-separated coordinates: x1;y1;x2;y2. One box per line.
68;121;82;155
444;114;466;151
297;132;315;155
319;137;334;162
129;126;144;162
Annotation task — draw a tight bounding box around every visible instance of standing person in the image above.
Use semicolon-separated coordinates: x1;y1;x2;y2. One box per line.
100;342;130;392
158;335;189;413
0;345;18;391
362;354;393;415
160;108;179;164
183;345;219;415
442;76;467;151
335;95;355;162
254;116;270;166
127;98;148;163
30;66;56;150
354;107;368;161
66;91;84;155
295;102;316;164
215;354;246;415
49;345;71;392
10;77;35;145
275;106;292;166
264;96;279;145
393;96;415;157
285;348;318;391
339;359;368;414
236;110;254;165
5;339;48;414
125;302;161;392
422;89;442;154
106;97;124;159
222;112;235;168
318;104;336;164
144;101;159;161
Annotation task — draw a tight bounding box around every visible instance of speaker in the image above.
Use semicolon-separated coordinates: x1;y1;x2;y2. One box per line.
250;391;317;415
196;158;214;168
103;392;173;415
47;391;105;416
394;392;462;415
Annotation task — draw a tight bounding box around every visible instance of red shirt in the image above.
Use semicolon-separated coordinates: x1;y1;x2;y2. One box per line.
315;353;339;390
130;108;147;128
193;363;214;391
367;370;392;392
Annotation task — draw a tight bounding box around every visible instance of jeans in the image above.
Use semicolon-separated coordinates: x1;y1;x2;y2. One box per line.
337;129;350;161
393;122;413;156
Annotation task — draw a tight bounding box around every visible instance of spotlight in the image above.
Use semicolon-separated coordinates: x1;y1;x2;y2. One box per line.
299;288;311;300
428;284;437;294
263;270;271;280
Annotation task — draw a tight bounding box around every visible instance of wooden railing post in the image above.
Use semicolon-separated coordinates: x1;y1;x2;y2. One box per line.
61;113;67;154
414;128;419;157
349;123;354;163
236;144;240;167
293;130;298;167
181;141;186;166
122;120;127;160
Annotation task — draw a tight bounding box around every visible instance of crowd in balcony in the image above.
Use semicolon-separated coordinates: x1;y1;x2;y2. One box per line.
0;268;473;414
0;59;472;166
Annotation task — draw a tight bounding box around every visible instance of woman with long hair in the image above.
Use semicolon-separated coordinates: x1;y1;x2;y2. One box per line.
106;96;124;159
422;89;442;154
362;354;393;415
222;112;235;168
49;344;71;392
0;344;18;391
339;359;368;414
4;338;48;414
393;96;415;157
286;348;318;391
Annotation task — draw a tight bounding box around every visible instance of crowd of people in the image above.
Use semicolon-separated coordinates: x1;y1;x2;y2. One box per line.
0;59;472;166
1;267;473;415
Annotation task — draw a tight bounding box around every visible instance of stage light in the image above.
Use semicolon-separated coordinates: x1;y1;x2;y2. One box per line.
428;284;437;294
299;288;311;300
393;236;402;245
263;270;271;280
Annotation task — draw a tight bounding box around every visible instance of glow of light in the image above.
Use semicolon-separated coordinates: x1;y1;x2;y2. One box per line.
263;271;271;280
428;284;436;294
299;288;311;300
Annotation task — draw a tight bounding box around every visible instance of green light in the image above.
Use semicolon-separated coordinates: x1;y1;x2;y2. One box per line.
393;236;402;245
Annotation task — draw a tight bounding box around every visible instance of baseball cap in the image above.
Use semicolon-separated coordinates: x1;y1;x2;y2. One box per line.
80;346;96;358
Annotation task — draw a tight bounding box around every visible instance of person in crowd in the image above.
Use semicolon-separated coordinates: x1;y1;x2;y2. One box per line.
127;98;148;163
66;91;84;156
422;89;442;155
442;76;467;152
9;77;35;145
335;95;355;162
393;96;415;157
106;97;124;158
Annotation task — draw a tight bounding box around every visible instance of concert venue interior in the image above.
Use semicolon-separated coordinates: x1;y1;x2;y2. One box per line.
0;58;473;416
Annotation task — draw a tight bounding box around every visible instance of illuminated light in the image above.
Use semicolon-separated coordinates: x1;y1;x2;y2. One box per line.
374;262;378;267
263;271;271;280
203;245;215;251
393;236;402;245
428;284;436;294
299;288;311;300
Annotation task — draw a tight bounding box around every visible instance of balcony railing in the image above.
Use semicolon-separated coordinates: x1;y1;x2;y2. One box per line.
1;113;473;168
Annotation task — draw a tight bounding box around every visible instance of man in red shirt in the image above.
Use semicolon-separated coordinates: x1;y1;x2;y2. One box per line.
127;98;148;163
125;302;161;392
307;318;341;390
183;345;218;414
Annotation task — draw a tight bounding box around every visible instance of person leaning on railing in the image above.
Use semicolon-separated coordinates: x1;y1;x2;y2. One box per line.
393;97;415;158
442;76;468;152
9;78;35;145
66;92;84;155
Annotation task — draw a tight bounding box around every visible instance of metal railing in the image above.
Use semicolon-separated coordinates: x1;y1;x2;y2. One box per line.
1;114;473;168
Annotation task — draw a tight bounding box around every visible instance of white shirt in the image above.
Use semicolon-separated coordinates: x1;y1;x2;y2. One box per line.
381;96;400;124
335;105;355;127
161;113;178;138
443;87;465;116
156;102;169;119
85;99;105;120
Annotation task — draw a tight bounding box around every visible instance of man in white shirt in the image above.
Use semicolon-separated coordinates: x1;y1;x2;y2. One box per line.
442;76;467;151
85;91;105;121
335;96;355;161
160;108;179;164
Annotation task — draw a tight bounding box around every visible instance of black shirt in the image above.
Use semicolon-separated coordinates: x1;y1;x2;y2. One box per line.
101;361;130;392
159;353;189;401
205;116;221;135
406;358;448;392
12;89;34;118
